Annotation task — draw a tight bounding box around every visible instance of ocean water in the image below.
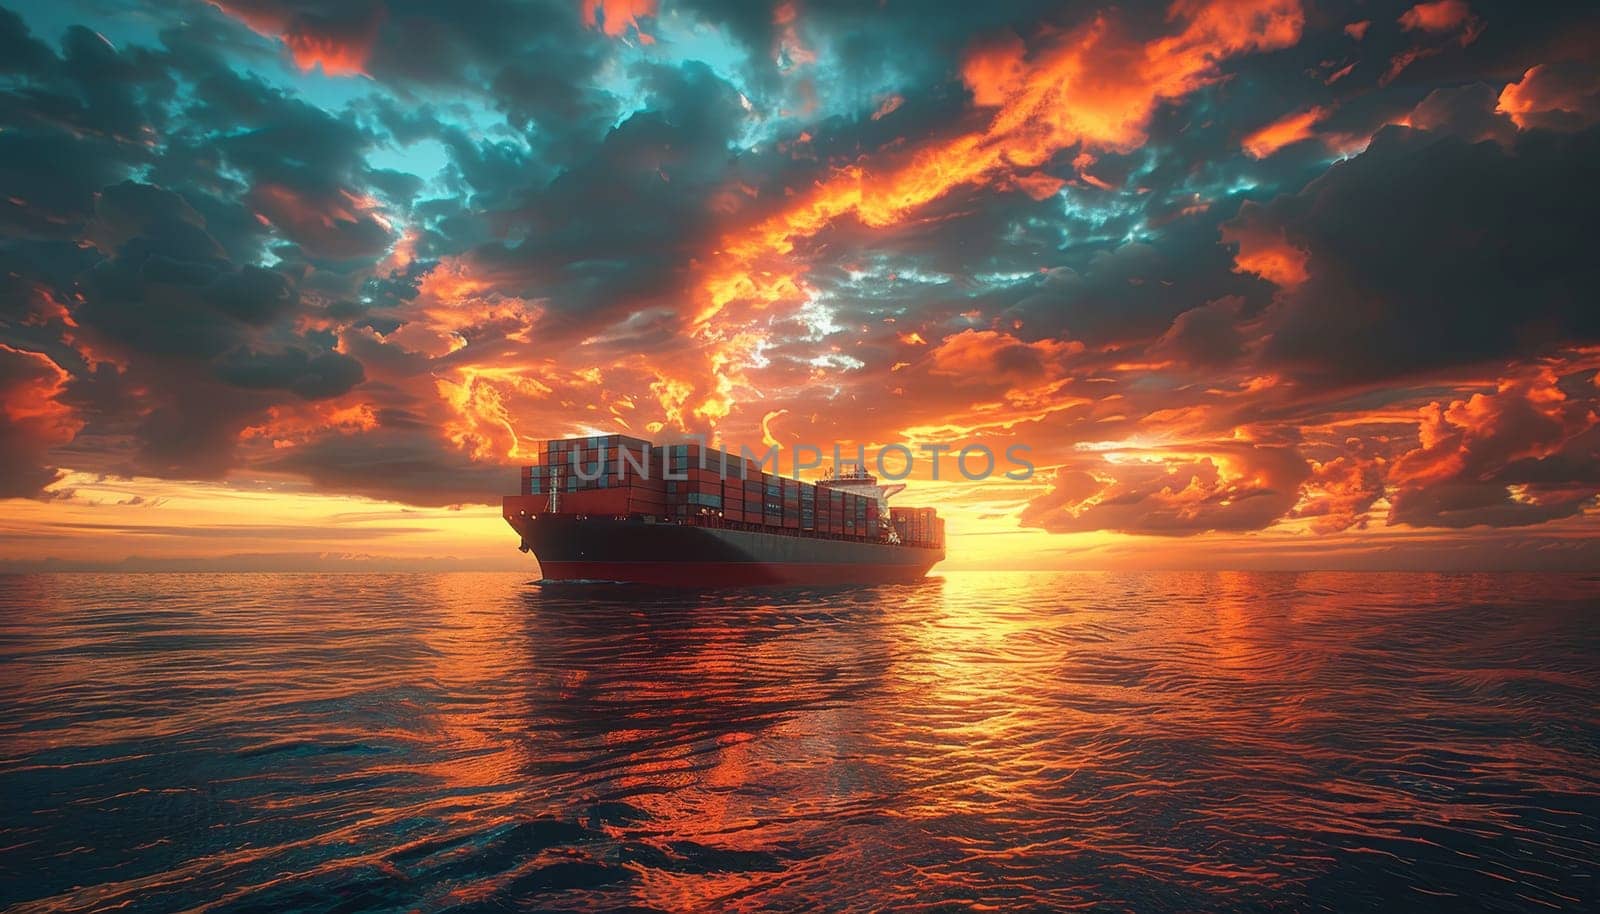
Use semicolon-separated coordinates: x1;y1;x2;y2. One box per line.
0;572;1596;913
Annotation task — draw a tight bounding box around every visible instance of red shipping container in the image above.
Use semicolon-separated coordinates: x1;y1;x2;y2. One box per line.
558;488;631;515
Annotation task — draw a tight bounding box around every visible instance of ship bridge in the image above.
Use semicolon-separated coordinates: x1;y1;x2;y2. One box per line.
817;464;904;516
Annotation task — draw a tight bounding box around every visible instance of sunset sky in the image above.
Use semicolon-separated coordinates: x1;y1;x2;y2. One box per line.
2;0;1598;571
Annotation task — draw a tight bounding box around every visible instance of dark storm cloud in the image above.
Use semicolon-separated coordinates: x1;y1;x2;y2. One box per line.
131;381;277;478
1245;122;1600;386
0;10;389;487
190;75;396;261
211;89;370;190
0;18;164;141
1405;82;1516;142
85;180;223;257
360;0;593;92
1006;215;1272;347
0;6;56;75
0;14;182;242
0;130;130;239
1151;295;1252;368
77;235;297;359
214;346;365;400
209;0;615;150
1369;0;1600;88
263;426;516;506
373;102;540;207
460;59;751;336
59;180;366;472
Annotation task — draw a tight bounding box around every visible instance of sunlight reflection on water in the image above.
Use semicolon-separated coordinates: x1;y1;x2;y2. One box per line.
1;571;1596;912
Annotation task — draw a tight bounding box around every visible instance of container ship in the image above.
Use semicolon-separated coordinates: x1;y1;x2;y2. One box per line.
502;435;945;585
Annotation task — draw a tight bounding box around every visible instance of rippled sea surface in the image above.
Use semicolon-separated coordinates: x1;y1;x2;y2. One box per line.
1;572;1597;912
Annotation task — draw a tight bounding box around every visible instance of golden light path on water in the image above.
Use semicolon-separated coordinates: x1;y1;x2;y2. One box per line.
1;571;1596;911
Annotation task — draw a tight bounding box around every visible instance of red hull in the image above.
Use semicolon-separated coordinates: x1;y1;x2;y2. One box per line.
537;560;934;586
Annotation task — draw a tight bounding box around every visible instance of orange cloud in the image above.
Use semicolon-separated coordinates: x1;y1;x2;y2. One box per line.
692;0;1303;339
1241;105;1328;158
581;0;656;42
870;94;904;121
1008;171;1067;200
1294;455;1385;533
1387;368;1600;527
1399;0;1477;37
673;1;1305;438
927;329;1082;383
1385;1;1482;84
0;345;79;435
210;2;385;76
961;31;1029;107
0;344;83;496
1021;442;1312;536
701;0;1305;313
1221;207;1309;288
1497;63;1600;130
438;370;530;462
283;31;372;75
240;401;380;449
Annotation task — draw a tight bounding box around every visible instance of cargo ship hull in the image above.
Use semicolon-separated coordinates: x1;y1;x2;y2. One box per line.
505;513;942;586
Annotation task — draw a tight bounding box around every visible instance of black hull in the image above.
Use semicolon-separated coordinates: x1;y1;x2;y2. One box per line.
504;515;944;585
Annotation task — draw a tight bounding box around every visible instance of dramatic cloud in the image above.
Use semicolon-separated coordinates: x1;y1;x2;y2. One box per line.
1242;105;1329;159
1;0;1598;568
1399;0;1479;38
1385;0;1484;84
1221;204;1308;289
1497;61;1600;130
211;1;388;75
1387;368;1600;528
1021;443;1311;536
1244;123;1600;386
581;0;657;41
694;0;1306;322
0;344;83;496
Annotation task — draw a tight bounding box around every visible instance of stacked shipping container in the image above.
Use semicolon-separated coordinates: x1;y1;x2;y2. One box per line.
519;436;941;545
521;434;666;517
889;507;946;549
